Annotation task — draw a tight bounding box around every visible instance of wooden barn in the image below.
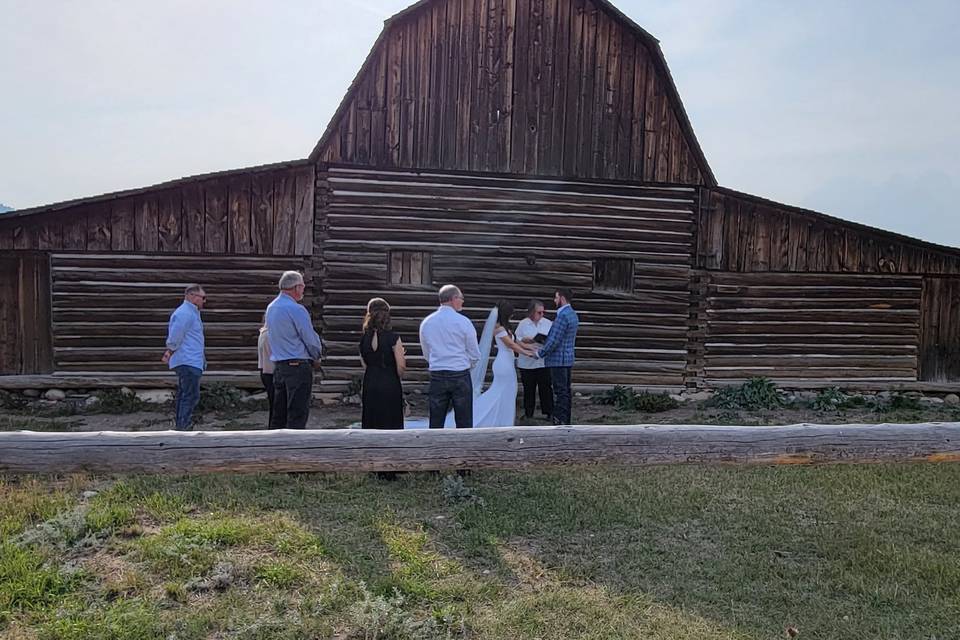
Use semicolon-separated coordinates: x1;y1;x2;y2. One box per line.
2;0;958;393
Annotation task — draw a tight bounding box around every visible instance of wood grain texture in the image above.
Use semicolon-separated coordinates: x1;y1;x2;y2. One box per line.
698;188;960;275
48;253;311;373
2;423;960;475
320;165;694;387
0;165;310;258
701;271;923;385
919;277;960;381
314;0;712;184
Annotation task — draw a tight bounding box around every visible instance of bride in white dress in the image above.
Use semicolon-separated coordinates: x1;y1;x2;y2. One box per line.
407;300;536;429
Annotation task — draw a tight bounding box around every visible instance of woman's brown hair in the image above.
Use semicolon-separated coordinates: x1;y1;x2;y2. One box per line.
362;297;392;333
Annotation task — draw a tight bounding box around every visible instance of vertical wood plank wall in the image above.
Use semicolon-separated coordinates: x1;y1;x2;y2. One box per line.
19;256;54;374
919;277;960;381
0;257;22;374
0;255;53;375
697;188;960;275
316;0;709;185
316;165;696;389
0;164;315;256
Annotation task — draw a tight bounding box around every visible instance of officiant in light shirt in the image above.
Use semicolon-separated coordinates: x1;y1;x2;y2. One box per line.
515;299;553;420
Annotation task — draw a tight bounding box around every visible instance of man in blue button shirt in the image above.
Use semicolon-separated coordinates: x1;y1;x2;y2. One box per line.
163;284;207;430
265;270;323;429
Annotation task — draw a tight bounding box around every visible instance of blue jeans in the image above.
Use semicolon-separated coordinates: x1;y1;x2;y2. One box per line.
428;370;473;428
174;365;202;430
549;366;572;425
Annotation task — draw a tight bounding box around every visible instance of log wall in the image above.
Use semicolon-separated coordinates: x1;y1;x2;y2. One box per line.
697;188;960;275
317;164;696;389
314;0;711;185
48;254;312;374
700;272;922;385
919;277;960;382
0;164;315;257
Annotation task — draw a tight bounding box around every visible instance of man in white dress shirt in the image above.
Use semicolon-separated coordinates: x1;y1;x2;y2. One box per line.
419;284;482;428
515;299;553;420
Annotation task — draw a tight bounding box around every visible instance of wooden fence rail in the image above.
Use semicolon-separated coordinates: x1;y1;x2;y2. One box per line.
1;423;959;475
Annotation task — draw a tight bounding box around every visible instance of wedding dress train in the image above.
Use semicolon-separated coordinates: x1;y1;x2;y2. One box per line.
406;307;517;429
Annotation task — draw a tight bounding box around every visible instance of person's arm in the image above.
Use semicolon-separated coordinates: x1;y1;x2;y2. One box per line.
164;310;189;360
538;313;567;358
515;320;536;344
499;329;536;357
464;318;481;366
394;337;407;377
293;307;323;360
419;321;431;366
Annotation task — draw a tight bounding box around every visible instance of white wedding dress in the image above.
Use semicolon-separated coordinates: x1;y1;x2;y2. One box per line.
406;307;517;429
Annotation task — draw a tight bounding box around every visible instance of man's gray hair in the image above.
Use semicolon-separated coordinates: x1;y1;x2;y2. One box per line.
526;299;544;315
279;270;305;290
184;284;203;296
438;284;462;304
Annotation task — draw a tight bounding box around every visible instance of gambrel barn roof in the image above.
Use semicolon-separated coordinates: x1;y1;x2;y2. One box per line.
2;0;957;271
310;0;716;184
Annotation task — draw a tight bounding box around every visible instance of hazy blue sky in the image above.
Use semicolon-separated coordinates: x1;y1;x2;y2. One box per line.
1;0;957;245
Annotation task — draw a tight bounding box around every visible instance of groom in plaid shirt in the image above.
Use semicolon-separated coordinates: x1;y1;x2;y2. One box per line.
537;288;579;425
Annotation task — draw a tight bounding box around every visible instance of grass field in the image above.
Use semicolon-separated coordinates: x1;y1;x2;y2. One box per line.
2;463;959;639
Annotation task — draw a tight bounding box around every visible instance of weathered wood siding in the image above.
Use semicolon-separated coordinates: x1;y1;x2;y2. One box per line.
697;188;960;275
0;255;53;375
0;257;20;374
49;254;312;373
317;165;696;388
0;164;315;257
700;272;922;385
919;277;960;382
315;0;710;185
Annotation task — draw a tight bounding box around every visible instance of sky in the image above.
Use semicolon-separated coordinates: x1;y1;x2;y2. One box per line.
0;0;957;246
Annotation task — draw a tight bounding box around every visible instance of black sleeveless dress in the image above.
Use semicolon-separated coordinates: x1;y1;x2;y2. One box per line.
359;330;404;429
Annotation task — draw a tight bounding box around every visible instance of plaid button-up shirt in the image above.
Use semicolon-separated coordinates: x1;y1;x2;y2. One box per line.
540;305;579;368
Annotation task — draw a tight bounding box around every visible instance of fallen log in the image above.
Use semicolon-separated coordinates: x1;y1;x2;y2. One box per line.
1;423;959;475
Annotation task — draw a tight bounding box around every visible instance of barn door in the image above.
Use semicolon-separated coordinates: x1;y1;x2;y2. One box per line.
0;257;20;374
0;254;53;374
919;276;960;382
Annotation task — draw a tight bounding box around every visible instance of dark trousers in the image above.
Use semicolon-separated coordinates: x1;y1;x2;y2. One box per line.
174;365;202;430
519;367;553;419
428;369;473;428
260;371;275;428
549;366;572;425
271;361;313;429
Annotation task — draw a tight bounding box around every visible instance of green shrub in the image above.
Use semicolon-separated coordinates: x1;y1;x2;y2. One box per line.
813;387;870;411
0;390;28;411
441;475;485;507
197;384;243;413
709;377;783;410
94;389;146;415
882;393;924;412
592;386;679;413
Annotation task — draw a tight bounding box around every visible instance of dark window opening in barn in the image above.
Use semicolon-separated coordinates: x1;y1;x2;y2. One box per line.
593;258;634;294
389;250;432;287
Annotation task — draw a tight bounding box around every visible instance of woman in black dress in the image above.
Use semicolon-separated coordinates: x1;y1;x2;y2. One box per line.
359;298;406;431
